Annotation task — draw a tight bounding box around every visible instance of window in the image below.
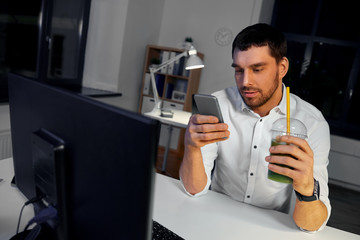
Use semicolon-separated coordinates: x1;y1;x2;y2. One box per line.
0;0;91;102
272;0;360;140
0;0;42;102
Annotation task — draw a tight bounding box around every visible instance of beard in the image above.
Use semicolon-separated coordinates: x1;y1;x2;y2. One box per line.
239;71;280;109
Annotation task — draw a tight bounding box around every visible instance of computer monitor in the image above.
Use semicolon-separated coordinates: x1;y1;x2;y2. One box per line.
8;73;160;239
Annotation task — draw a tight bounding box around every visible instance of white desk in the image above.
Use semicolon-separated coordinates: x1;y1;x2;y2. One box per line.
0;158;34;240
153;173;360;240
144;109;191;129
1;158;359;240
144;109;192;172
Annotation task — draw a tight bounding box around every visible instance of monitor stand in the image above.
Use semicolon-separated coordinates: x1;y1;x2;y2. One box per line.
10;226;56;240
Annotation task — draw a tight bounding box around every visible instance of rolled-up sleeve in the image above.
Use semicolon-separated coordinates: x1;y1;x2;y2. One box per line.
308;120;332;232
180;142;218;197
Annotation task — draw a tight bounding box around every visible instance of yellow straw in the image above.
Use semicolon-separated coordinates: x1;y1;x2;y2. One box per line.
286;86;290;134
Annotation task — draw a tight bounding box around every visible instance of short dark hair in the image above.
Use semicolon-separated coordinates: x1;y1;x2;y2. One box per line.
232;23;287;63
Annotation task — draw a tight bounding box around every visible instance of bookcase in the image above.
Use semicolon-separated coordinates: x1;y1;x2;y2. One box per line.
138;45;203;154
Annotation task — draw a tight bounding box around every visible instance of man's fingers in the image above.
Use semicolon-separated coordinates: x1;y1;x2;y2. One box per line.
191;114;220;124
192;122;228;133
195;130;230;141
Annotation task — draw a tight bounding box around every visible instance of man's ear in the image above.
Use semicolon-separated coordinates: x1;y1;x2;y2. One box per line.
279;57;289;79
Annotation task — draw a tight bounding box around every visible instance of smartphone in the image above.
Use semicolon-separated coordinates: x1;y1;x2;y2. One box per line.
194;93;224;123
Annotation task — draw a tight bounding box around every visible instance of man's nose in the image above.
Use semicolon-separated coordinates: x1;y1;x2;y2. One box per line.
242;70;252;86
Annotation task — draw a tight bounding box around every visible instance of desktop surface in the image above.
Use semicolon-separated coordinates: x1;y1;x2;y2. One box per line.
152;174;359;240
144;109;191;128
0;158;34;240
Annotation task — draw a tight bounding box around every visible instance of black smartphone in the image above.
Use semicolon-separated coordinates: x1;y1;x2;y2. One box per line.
194;93;224;123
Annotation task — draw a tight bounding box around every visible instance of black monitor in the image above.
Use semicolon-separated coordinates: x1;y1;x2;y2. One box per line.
8;73;160;239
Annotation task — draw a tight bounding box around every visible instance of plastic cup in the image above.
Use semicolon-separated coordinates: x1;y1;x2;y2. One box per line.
267;118;307;184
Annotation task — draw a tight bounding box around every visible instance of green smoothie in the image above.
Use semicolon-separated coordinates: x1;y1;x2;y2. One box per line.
267;140;293;184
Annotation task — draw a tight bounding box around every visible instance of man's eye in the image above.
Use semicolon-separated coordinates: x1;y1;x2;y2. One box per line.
253;68;263;72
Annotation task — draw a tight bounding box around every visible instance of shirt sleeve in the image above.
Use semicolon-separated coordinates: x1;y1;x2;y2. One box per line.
306;119;332;232
180;142;219;197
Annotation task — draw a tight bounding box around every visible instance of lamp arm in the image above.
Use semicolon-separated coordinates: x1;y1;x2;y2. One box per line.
150;50;188;73
149;68;161;110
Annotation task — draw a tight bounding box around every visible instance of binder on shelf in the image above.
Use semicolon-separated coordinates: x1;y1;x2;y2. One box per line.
177;57;185;76
160;51;170;73
172;53;180;76
165;83;174;99
143;73;151;95
167;52;176;74
174;79;188;93
155;74;165;96
183;69;190;77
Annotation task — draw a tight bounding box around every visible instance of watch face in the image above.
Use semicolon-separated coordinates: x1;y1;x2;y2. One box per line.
314;180;320;198
295;179;320;202
215;27;233;46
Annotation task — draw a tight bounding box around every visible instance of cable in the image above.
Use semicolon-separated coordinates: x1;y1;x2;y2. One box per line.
26;205;58;228
16;196;44;235
21;205;58;240
16;204;27;235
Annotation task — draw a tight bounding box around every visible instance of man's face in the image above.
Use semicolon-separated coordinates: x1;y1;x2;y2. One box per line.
232;46;286;115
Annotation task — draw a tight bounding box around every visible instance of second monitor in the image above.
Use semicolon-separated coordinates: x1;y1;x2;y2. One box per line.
8;73;160;239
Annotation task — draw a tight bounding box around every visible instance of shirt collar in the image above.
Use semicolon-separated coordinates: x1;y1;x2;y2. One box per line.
276;84;287;115
238;83;287;116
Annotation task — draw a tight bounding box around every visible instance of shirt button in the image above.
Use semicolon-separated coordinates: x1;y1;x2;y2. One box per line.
250;172;254;176
260;119;263;122
247;195;250;198
254;145;257;149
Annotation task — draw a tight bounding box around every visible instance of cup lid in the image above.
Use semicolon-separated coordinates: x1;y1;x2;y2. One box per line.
271;118;307;138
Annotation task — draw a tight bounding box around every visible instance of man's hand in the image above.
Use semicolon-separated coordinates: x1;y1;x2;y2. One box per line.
266;135;314;195
185;114;230;149
179;114;230;195
265;135;328;231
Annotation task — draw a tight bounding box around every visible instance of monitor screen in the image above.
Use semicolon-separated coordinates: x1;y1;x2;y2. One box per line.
8;73;160;239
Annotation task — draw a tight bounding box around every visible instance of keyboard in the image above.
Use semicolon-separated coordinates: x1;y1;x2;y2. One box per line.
152;220;184;240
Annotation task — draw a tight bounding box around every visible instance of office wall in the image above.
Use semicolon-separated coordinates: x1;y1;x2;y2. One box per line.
83;0;129;92
88;0;272;110
158;0;268;95
82;0;165;111
0;105;12;159
0;105;10;131
116;0;166;111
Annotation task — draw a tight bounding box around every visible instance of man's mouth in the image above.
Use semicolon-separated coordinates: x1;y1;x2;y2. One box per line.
242;90;258;98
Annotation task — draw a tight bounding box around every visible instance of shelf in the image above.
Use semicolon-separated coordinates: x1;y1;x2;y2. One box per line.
139;44;203;152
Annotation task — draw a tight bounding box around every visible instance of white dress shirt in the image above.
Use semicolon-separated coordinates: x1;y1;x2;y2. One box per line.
182;85;331;229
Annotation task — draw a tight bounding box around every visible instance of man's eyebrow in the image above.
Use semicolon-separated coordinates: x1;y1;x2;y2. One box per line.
231;63;239;68
231;62;267;68
251;62;267;67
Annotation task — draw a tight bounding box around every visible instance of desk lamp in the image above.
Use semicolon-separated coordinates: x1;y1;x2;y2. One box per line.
148;45;204;117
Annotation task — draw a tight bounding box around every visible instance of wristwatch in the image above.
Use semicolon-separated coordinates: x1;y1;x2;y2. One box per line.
294;179;320;202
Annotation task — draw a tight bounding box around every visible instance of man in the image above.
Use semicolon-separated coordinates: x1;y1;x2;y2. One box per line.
179;23;331;232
